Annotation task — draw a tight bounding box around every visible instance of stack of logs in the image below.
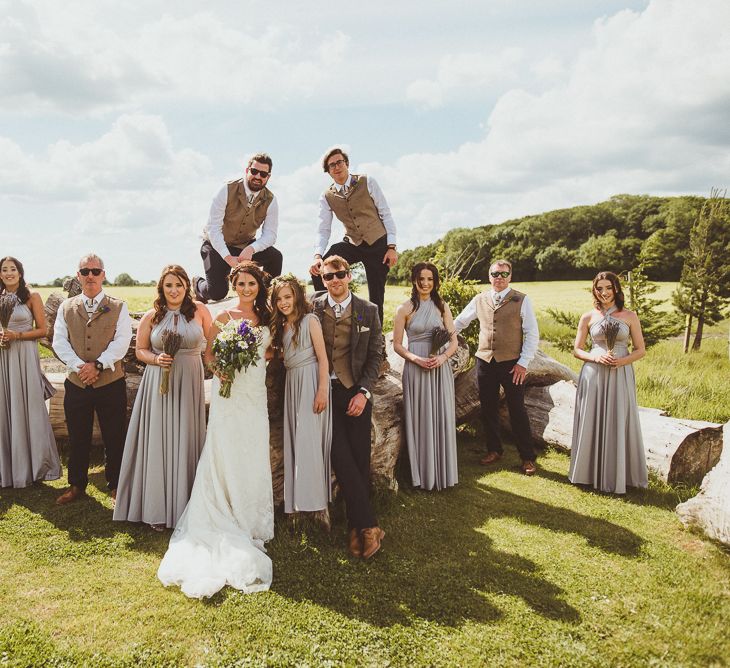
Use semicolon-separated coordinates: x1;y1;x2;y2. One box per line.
41;293;724;522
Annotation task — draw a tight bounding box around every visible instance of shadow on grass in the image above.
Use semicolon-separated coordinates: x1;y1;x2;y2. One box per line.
267;450;644;629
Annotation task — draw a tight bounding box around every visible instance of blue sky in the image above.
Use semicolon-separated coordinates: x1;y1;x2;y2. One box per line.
1;0;728;283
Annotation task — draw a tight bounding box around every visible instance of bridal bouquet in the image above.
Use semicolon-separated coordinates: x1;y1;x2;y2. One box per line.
211;319;264;398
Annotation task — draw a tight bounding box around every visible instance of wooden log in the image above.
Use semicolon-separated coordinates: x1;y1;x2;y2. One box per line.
676;421;730;546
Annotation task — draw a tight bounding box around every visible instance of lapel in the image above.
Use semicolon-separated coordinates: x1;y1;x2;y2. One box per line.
236;180;251;210
350;294;362;350
87;296;109;325
491;288;513;311
312;294;328;322
74;296;90;323
330;175;359;200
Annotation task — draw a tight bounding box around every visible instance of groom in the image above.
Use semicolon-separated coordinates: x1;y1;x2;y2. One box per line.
312;256;385;559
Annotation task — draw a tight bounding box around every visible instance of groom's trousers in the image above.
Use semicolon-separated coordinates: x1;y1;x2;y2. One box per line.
331;382;377;530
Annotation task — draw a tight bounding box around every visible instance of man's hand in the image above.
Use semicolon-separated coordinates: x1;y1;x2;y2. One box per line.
77;362;100;385
383;248;398;268
346;392;367;417
238;246;255;262
510;363;527;385
224;255;239;268
309;257;323;277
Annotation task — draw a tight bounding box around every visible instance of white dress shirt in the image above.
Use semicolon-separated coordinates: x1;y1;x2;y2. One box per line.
453;287;539;368
53;290;134;372
204;179;279;260
315;175;396;256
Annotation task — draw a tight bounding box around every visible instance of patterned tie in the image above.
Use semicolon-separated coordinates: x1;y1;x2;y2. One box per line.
494;294;502;306
341;185;349;197
333;303;343;318
85;298;95;311
248;194;255;205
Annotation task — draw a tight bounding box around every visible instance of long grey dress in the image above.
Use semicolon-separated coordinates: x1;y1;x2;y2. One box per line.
0;300;61;488
283;313;332;513
403;298;458;491
568;307;648;494
114;310;206;527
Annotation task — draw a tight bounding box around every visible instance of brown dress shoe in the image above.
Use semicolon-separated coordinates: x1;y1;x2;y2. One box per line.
56;485;85;505
480;452;502;466
348;528;363;558
110;488;117;508
521;460;537;476
362;527;385;559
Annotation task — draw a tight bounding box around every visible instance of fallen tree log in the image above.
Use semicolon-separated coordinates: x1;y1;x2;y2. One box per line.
675;421;730;546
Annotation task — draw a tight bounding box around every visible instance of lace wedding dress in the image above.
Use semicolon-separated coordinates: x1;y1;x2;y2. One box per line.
157;326;274;598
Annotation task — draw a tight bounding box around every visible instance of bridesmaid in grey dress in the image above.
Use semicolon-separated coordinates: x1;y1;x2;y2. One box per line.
569;271;648;494
114;265;212;529
393;262;458;491
270;274;331;514
0;256;61;487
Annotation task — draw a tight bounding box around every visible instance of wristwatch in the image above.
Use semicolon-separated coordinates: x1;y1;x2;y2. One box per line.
94;360;104;372
387;244;397;250
358;387;371;401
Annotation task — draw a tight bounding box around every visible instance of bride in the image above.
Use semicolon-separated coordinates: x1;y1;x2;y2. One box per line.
158;262;274;599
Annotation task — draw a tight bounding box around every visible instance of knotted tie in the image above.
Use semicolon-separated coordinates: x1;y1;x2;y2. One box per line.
333;303;343;318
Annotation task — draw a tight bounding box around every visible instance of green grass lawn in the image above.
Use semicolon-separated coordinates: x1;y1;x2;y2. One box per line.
1;442;729;667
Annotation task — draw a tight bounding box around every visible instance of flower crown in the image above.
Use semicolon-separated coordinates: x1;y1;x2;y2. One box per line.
270;272;305;290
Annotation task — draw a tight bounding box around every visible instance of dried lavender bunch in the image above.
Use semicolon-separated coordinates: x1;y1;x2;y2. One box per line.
0;294;18;349
159;329;183;394
429;326;453;356
600;319;622;355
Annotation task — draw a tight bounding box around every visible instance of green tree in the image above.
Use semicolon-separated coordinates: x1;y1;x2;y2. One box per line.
439;275;480;355
114;273;139;287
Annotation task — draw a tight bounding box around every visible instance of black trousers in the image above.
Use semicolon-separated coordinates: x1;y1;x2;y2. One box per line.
312;235;389;324
476;357;536;461
64;378;127;491
198;240;283;302
331;382;377;530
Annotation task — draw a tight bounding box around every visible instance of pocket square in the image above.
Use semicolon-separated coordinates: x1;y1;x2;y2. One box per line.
359;326;370;332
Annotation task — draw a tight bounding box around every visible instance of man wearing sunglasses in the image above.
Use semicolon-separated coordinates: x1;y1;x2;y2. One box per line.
194;153;282;302
311;256;385;559
309;147;397;324
53;254;133;505
454;260;539;476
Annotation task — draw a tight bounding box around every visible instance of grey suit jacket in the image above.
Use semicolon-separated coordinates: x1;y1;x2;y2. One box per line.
311;291;384;394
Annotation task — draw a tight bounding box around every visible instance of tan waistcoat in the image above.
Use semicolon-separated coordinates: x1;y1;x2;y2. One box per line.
320;303;355;388
222;179;274;247
62;295;125;388
324;174;386;246
475;289;525;363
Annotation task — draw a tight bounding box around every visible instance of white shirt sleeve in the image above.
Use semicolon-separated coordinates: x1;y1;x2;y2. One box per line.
96;303;133;370
518;295;539;368
52;302;85;372
250;194;279;254
453;295;479;334
366;176;397;246
315;192;334;257
205;184;231;260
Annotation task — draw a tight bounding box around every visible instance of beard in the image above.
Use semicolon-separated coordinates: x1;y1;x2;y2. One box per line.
247;177;265;192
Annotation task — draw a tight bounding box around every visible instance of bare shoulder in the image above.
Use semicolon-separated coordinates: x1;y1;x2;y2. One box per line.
579;310;594;325
28;291;43;305
396;299;414;317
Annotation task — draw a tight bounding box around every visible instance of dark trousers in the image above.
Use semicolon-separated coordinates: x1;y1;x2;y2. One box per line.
64;378;127;491
331;382;377;530
312;235;389;324
198;240;283;301
476;357;536;461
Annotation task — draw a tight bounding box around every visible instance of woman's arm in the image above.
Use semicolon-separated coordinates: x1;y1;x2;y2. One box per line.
615;311;646;367
5;292;47;342
429;302;459;369
573;312;614;365
308;315;329;414
392;301;430;369
203;312;227;368
135;310;169;367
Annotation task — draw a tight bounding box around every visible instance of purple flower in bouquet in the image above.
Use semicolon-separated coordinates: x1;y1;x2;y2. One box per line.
211;318;264;398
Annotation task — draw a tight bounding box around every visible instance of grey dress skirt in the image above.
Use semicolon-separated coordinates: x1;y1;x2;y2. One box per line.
114;310;206;527
568;308;648;494
0;301;61;488
283;313;332;513
403;298;458;490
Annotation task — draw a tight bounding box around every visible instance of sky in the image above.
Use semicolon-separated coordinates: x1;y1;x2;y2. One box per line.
1;0;729;284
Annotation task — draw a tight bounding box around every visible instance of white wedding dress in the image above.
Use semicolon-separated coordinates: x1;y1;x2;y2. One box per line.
157;327;274;599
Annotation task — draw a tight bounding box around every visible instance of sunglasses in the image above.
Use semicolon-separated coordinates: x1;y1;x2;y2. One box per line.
490;271;510;278
79;268;103;276
249;168;270;178
322;270;349;281
327;159;346;170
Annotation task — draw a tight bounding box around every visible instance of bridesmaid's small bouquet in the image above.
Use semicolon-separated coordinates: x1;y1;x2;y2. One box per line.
600;319;622;370
159;329;183;395
211;319;264;398
0;293;18;350
429;326;453;357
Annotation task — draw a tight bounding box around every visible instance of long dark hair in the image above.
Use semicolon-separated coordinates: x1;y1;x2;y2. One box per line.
269;274;311;352
409;262;445;316
229;262;271;326
592;271;625;310
0;256;31;304
152;265;197;325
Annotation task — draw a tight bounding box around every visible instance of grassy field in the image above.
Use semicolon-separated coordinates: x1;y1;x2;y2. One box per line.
1;442;729;667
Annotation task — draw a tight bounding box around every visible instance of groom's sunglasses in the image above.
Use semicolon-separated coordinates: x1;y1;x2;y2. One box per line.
322;270;349;281
79;268;103;276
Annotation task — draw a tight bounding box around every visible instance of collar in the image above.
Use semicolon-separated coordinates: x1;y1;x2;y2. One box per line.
333;174;356;193
83;290;105;305
243;179;261;202
327;292;352;311
490;287;511;302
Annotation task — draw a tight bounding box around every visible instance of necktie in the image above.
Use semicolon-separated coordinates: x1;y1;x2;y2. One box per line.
342;185;349;197
494;294;502;305
85;298;95;311
248;194;255;205
333;303;343;318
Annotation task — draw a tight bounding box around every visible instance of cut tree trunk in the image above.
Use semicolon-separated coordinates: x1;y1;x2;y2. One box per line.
676;421;730;546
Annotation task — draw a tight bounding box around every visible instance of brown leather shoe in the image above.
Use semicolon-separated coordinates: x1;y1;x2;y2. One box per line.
56;485;85;505
110;488;117;508
521;460;537;476
362;527;385;559
480;452;502;466
348;528;363;558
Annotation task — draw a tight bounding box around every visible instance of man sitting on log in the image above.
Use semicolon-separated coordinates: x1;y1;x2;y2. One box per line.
454;259;539;476
53;254;133;505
